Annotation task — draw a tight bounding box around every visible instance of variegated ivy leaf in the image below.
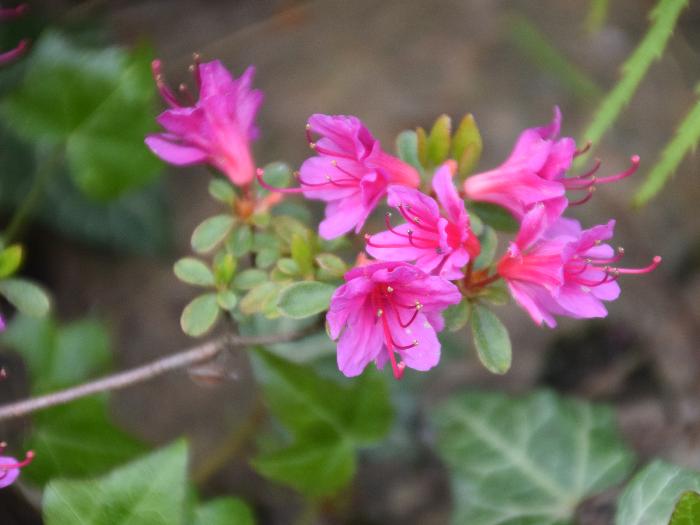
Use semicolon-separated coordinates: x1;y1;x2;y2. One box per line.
434;390;634;525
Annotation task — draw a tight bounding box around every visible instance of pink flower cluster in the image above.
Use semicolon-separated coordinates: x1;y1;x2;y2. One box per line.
147;59;659;379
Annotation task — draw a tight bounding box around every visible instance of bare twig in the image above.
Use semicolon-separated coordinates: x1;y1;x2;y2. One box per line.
0;331;304;422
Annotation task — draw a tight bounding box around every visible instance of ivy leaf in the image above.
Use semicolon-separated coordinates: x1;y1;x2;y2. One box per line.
2;32;163;200
434;390;634;525
25;396;148;486
276;281;335;319
0;278;50;317
180;293;220;337
470;305;512;374
615;461;700;525
43;441;188;525
193;498;255;525
669;491;700;525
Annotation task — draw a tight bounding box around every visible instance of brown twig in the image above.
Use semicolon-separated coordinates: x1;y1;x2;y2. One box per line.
0;331;304;422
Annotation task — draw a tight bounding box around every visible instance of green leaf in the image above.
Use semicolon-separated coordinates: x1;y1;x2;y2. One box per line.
233;269;268;291
277;281;335;319
634;85;700;206
586;0;610;33
0;244;23;278
25;396;147;486
216;290;238;311
277;258;300;276
452;114;483;178
0;278;50;317
173;258;215;287
239;281;279;317
208;178;236;204
191;215;235;254
180;293;220;337
473;225;498;270
291;233;314;277
470;305;512;374
272;216;309;247
470;202;518;232
509;15;602;102
1;315;111;394
444;300;471;332
396;130;424;172
669;491;700;525
434;391;635;525
43;441;188;525
193;498;255;525
258;161;291;196
2;32;163;200
578;0;689;163
212;252;236;285
315;253;347;278
255;246;280;269
227;224;253;258
615;461;700;525
427;114;451;166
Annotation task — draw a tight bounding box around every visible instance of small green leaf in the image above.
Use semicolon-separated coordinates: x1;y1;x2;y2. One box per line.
180;294;220;337
452;114;483;178
173;258;215;287
258;161;291;194
427;114;451;166
444;300;471;332
252;232;279;252
470;202;519;232
193;498;255;525
0;244;23;278
291;233;314;277
470;304;511;374
396;130;424;172
191;215;235;254
416;126;429;167
256;246;280;269
212;252;236;285
216;290;238;311
272;216;309;246
277;281;335;319
43;441;188;525
315;253;347;278
434;391;635;525
239;281;278;316
670;491;700;525
208;178;236;204
277;258;301;276
227;224;253;257
473;225;498;270
233;269;268;291
0;278;50;317
616;461;700;525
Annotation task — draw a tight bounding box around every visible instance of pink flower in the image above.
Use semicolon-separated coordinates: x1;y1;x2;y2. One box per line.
326;261;461;378
257;114;420;239
365;161;480;279
496;204;661;327
0;443;34;489
145;58;263;186
0;4;29;66
463;107;639;222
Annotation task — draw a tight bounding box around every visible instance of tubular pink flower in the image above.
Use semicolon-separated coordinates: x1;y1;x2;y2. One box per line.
326;261;461;379
256;114;420;239
365;161;480;279
463;107;640;223
0;442;34;489
0;4;29;66
145;58;263;186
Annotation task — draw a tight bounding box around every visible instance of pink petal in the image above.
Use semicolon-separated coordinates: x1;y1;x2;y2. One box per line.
336;307;383;377
145;135;208;165
385;311;441;371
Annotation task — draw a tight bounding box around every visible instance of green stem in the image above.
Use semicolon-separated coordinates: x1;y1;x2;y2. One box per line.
3;147;61;243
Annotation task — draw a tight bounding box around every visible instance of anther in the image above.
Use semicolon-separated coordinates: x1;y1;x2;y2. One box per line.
331;160;337;166
415;302;423;310
377;308;384;317
386;286;394;293
309;142;317;149
412;340;419;347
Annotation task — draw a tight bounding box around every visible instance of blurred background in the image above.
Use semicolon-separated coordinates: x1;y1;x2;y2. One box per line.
1;1;700;523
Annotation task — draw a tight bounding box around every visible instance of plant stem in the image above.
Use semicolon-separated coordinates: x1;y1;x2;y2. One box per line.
0;330;305;422
3;147;61;244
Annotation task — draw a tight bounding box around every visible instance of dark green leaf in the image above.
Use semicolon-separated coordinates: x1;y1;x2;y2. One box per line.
473;225;498;270
193;498;255;525
470;202;519;233
191;215;235;254
434;391;635;525
277;281;335;319
444;300;471;332
43;441;188;525
180;294;220;337
173;258;215;287
669;491;700;525
470;305;511;374
0;278;50;317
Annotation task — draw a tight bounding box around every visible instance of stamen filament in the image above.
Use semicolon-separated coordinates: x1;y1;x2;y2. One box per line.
611;255;661;275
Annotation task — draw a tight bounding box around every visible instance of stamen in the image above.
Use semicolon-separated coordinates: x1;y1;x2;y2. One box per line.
178;83;196;105
256;168;308;194
0;39;28;65
569;186;595;206
574;141;592;157
610;255;661;275
191;53;202;89
0;450;34;471
594;155;640;185
151;60;181;108
0;3;28;21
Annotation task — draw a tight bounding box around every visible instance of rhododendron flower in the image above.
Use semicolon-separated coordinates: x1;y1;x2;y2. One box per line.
463;107;639;222
257;114;420;239
145;58;263;186
365;161;480;279
496;204;661;327
0;3;29;65
0;443;34;489
326;261;461;378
